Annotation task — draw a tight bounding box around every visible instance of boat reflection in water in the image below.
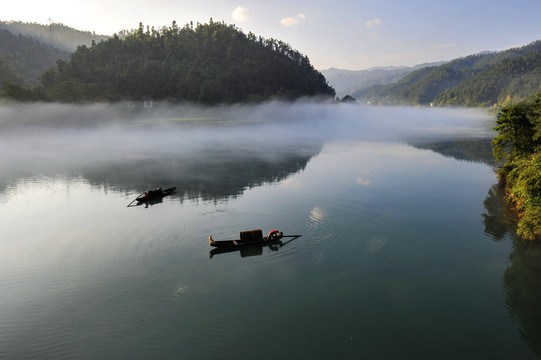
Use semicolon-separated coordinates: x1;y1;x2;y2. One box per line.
209;242;281;258
209;233;301;258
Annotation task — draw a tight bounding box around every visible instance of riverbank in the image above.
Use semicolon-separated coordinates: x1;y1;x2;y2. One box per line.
492;93;541;240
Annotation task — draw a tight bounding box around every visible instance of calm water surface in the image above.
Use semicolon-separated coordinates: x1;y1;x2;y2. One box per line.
1;103;540;359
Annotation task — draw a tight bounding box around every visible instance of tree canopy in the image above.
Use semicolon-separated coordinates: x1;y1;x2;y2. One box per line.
8;20;334;104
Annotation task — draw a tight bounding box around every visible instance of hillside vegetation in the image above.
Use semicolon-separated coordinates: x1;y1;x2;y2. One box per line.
492;93;541;240
356;41;541;107
0;21;109;52
2;20;335;103
0;58;22;85
0;29;69;85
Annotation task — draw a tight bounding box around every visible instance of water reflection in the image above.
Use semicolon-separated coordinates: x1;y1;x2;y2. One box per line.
504;240;541;358
420;137;541;356
209;242;282;258
411;138;496;166
209;235;301;258
83;140;322;201
482;184;517;241
0;120;323;202
4;103;540;358
1;144;322;203
482;181;541;357
0;102;495;201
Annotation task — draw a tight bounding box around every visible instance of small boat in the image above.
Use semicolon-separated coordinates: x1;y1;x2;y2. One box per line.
209;229;284;248
127;187;176;207
136;187;176;202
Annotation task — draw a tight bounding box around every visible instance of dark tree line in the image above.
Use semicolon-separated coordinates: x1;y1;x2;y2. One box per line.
3;20;335;103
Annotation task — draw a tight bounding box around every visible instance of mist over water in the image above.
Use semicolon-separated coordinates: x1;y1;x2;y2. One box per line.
0;101;494;195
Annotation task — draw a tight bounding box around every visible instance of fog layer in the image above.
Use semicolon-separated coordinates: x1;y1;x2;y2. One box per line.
0;101;495;198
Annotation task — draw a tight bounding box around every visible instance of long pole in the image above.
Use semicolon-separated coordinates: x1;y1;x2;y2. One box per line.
127;192;146;207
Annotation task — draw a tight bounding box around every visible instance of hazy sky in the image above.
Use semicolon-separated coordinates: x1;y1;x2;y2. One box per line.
2;0;540;70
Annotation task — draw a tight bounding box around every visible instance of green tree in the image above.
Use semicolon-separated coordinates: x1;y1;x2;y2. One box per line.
1;80;46;101
492;103;537;161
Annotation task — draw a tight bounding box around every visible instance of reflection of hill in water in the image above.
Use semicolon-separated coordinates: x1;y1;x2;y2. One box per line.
0;104;324;201
411;138;495;166
80;140;322;201
482;184;517;242
482;184;541;357
503;239;541;358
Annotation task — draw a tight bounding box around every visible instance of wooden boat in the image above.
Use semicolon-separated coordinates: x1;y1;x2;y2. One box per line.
209;229;284;248
136;187;176;202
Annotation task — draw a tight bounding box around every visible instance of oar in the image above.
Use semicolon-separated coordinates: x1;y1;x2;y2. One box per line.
127;192;146;207
279;234;301;246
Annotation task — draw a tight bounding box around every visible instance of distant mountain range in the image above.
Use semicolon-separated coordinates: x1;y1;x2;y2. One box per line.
2;20;541;107
353;40;541;107
321;62;447;98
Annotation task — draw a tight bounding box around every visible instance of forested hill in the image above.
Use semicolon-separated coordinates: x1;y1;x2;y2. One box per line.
0;29;70;85
355;40;541;107
0;21;109;52
14;20;334;103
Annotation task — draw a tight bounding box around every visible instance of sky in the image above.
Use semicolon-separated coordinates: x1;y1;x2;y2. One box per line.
2;0;541;70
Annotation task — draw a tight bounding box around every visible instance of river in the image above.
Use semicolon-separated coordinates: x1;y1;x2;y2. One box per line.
1;102;540;359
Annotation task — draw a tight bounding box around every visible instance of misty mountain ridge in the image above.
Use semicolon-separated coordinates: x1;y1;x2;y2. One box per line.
0;29;70;85
0;21;109;52
2;20;540;107
0;21;107;86
354;40;541;107
321;62;447;98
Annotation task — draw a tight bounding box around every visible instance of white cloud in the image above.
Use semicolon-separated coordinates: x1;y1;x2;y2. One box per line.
232;6;250;22
281;17;299;26
281;13;306;27
365;18;382;28
356;177;372;186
